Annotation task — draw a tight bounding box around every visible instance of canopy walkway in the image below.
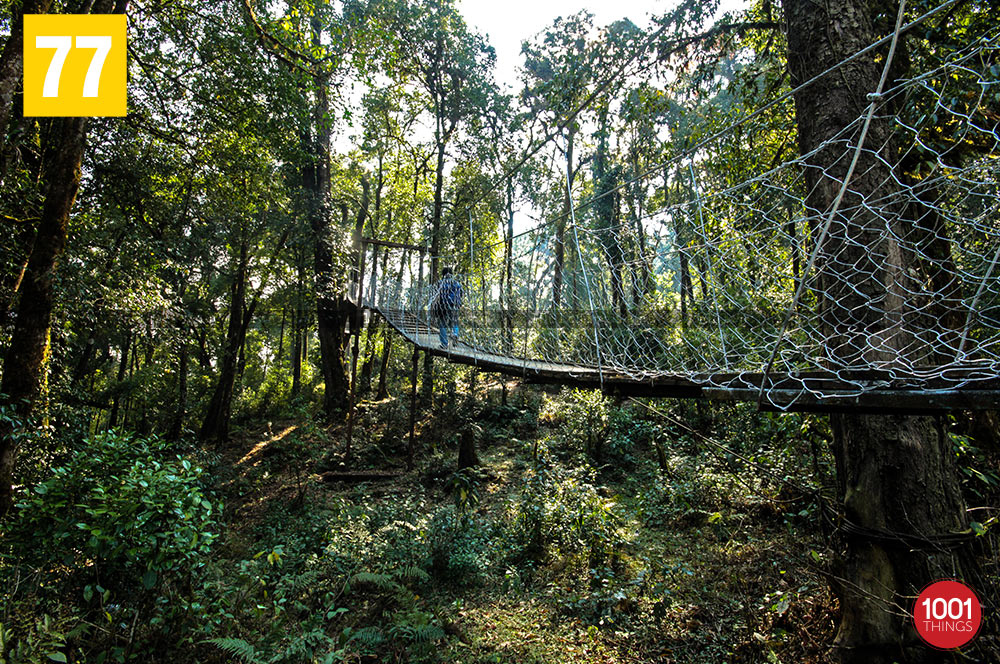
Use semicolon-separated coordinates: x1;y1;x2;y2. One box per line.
366;301;1000;414
349;15;1000;415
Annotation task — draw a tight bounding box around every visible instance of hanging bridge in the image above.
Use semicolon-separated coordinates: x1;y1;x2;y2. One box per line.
349;16;1000;415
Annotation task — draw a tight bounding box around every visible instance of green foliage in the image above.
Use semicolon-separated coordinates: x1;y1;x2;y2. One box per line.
557;390;609;462
605;406;655;469
204;637;263;664
447;467;483;514
427;507;491;585
341;566;444;661
206;631;349;664
951;431;1000;501
350;567;428;590
180;490;453;663
554;565;646;628
504;440;634;569
0;398;65;490
3;430;218;600
0;616;85;664
2;0;997;661
545;391;652;469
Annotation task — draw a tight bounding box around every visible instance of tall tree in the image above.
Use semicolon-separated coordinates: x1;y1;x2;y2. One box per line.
0;0;128;516
0;0;53;159
387;0;495;403
241;0;375;418
521;12;597;311
784;1;971;661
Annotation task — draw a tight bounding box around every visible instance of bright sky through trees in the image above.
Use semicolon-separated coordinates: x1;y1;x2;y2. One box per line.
3;1;997;661
458;0;749;89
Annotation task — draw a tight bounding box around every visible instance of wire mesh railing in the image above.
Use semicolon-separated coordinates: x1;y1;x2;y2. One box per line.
358;17;999;409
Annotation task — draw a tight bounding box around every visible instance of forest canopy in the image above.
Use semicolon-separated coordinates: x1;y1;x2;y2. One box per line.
1;0;998;662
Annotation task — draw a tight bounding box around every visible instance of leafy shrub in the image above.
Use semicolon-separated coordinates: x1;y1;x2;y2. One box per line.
554;566;645;627
604;406;654;469
320;493;432;574
951;430;1000;502
1;397;58;490
548;391;650;468
427;507;491;585
504;442;634;569
706;404;830;491
555;390;609;461
197;504;446;664
3;430;218;601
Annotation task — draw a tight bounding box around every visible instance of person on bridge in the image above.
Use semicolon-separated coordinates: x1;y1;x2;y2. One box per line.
432;267;463;349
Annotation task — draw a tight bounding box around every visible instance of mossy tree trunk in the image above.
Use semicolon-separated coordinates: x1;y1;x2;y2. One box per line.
0;0;126;516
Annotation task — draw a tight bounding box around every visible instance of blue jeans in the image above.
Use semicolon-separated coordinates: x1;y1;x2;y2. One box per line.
438;309;459;347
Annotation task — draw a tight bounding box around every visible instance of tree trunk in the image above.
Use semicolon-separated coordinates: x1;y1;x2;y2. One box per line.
375;329;393;400
200;234;251;443
827;414;968;663
458;425;479;470
107;330;131;429
553;127;574;311
277;305;286;363
359;319;377;395
292;256;304;396
0;222;35;327
308;73;350;418
673;173;695;327
629;152;653;301
168;342;188;441
0;115;87;516
0;0;126;516
364;232;391;397
503;181;515;406
785;1;972;661
679;249;691;326
0;0;54;155
121;339;137;429
906;184;964;363
376;222;406;401
70;334;98;388
422;126;449;406
787;208;801;295
594;104;627;319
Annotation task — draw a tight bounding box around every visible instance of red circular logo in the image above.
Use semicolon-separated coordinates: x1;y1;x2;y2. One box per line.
913;579;982;649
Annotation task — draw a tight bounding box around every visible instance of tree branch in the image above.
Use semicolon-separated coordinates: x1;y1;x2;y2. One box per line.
238;0;318;76
656;22;783;62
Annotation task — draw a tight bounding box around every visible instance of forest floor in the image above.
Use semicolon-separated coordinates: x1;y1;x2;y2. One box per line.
212;379;840;664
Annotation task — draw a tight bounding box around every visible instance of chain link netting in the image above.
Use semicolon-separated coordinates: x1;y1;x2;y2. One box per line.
362;22;999;409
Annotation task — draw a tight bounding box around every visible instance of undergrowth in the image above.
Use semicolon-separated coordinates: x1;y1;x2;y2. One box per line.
2;386;997;663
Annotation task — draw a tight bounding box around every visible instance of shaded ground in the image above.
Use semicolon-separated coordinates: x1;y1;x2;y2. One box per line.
212;383;839;663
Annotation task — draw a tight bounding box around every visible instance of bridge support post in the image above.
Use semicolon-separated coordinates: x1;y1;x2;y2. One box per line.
408;347;419;470
345;243;369;460
407;249;425;471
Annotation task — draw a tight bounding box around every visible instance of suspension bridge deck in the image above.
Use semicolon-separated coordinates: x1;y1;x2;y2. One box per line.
369;306;1000;414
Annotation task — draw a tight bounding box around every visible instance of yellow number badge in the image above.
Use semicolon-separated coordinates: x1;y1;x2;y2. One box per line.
23;14;127;117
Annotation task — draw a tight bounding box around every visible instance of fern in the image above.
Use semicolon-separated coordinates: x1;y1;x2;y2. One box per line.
347;626;384;648
0;622;10;657
204;637;264;664
389;618;445;645
394;565;430;584
408;625;444;644
349;571;398;591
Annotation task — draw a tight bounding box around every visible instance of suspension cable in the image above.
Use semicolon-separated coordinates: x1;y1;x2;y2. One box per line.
470;0;964;256
758;0;910;407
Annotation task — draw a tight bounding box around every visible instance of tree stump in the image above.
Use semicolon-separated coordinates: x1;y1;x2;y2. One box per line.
458;424;480;469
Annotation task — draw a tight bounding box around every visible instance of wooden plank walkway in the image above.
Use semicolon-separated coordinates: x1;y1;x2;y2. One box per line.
369;305;1000;414
375;307;606;380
